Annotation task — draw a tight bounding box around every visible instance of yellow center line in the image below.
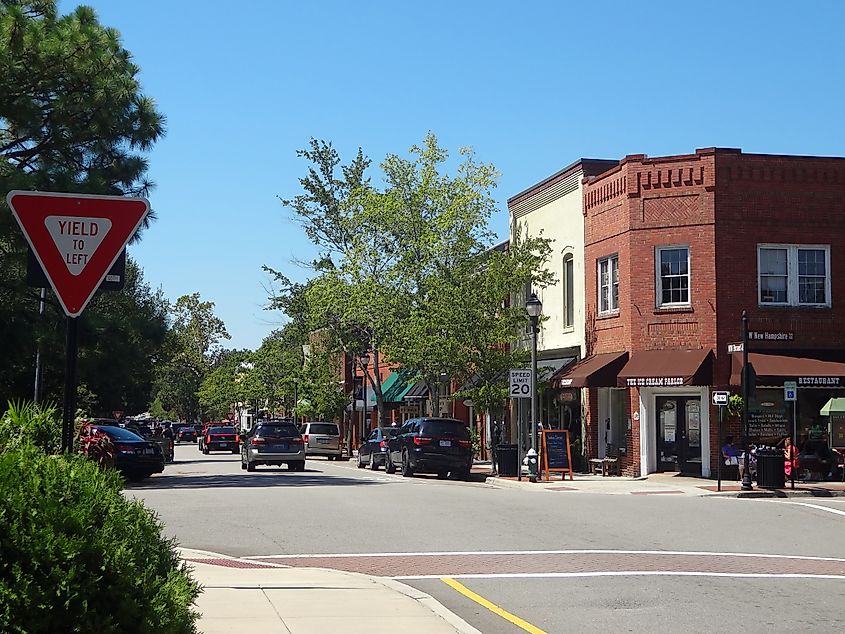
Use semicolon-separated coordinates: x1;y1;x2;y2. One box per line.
440;576;548;634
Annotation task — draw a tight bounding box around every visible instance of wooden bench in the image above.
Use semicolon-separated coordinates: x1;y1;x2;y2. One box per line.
589;444;620;477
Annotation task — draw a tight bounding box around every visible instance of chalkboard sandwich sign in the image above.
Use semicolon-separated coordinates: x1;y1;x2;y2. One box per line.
541;429;574;481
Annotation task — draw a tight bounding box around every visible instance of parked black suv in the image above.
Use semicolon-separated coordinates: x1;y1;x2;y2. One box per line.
386;417;472;480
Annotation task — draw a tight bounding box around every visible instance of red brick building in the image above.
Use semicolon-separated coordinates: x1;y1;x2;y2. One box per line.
552;148;845;477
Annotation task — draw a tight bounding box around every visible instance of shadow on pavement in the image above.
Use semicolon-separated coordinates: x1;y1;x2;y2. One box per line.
126;471;387;490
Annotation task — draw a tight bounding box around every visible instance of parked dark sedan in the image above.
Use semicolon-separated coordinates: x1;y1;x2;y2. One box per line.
386;417;472;480
176;426;197;443
84;425;165;482
357;426;400;470
202;425;239;454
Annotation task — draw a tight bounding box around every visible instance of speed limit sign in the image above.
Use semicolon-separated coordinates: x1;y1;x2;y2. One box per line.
509;369;532;399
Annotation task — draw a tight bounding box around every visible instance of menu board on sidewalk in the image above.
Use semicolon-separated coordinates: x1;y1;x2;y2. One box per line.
541;429;573;481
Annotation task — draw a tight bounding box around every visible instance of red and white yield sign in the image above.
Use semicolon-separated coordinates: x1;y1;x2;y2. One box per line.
6;191;149;317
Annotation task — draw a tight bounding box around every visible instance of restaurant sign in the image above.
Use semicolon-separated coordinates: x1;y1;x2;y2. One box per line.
626;377;685;388
798;377;843;387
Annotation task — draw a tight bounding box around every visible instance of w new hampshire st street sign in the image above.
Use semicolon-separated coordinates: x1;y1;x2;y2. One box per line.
6;191;149;317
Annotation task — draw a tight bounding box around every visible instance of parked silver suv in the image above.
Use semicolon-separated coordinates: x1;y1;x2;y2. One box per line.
300;421;342;460
241;420;305;472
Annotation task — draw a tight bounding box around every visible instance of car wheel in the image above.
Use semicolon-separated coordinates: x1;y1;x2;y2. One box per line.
246;461;256;472
370;453;379;471
401;450;414;477
231;448;239;454
437;470;448;479
386;455;397;474
460;467;471;481
357;452;365;468
295;460;306;472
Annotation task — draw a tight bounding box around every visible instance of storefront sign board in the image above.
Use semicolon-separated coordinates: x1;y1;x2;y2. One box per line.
540;429;573;481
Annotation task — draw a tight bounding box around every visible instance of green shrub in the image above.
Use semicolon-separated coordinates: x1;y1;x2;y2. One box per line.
0;401;61;454
0;448;201;633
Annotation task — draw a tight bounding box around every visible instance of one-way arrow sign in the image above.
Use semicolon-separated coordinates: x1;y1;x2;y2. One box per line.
6;191;149;317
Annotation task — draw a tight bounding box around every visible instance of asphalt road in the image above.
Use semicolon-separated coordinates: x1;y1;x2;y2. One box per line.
127;444;845;634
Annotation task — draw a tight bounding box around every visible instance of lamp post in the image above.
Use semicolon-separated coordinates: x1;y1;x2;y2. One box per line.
525;292;543;455
360;352;371;443
741;311;753;491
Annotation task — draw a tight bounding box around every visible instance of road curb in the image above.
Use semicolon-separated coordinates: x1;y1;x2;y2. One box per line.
379;577;484;634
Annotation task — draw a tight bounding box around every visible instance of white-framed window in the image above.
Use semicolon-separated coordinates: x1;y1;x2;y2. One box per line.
656;246;690;307
562;254;574;329
598;255;619;314
758;244;831;307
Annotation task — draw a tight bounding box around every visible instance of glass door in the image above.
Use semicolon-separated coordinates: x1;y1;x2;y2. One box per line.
656;397;703;475
657;398;680;471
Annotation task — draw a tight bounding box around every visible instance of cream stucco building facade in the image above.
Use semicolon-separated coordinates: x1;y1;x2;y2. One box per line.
507;158;617;435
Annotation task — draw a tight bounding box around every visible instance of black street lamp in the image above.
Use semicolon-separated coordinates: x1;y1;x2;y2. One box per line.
525;292;543;455
360;352;371;443
741;311;753;491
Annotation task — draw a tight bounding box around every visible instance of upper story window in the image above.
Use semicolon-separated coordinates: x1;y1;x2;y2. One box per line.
656;246;690;307
562;254;574;329
598;255;619;315
758;244;830;307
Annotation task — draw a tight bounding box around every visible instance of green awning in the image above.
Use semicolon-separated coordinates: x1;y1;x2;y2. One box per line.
382;369;417;403
820;398;845;416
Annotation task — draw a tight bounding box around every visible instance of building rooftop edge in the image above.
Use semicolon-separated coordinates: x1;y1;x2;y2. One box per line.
507;158;619;208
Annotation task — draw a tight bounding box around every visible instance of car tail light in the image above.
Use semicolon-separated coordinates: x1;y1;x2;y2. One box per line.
114;443;134;454
303;434;309;443
457;439;471;448
206;435;212;443
379;440;387;448
251;437;266;446
289;437;304;445
413;436;433;445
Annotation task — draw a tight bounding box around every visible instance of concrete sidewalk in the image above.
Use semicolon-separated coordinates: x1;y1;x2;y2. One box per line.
479;467;845;497
180;549;482;634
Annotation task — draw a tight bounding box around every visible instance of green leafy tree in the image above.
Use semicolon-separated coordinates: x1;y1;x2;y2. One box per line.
154;293;229;422
0;1;165;410
275;134;554;430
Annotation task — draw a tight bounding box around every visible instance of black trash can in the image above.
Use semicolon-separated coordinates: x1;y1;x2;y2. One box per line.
756;448;785;489
496;444;519;477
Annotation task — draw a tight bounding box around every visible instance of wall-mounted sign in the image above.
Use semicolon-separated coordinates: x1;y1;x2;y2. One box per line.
626;377;685;388
798;377;843;387
728;343;744;353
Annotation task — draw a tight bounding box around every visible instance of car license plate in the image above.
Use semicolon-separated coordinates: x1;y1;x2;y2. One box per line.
318;438;330;444
439;440;451;447
143;448;154;455
270;445;288;452
219;442;228;448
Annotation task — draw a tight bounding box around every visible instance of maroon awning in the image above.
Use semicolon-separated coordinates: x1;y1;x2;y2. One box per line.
550;352;628;388
617;349;713;388
730;352;845;388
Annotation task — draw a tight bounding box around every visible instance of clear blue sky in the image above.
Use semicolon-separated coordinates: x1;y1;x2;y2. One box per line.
59;0;845;350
